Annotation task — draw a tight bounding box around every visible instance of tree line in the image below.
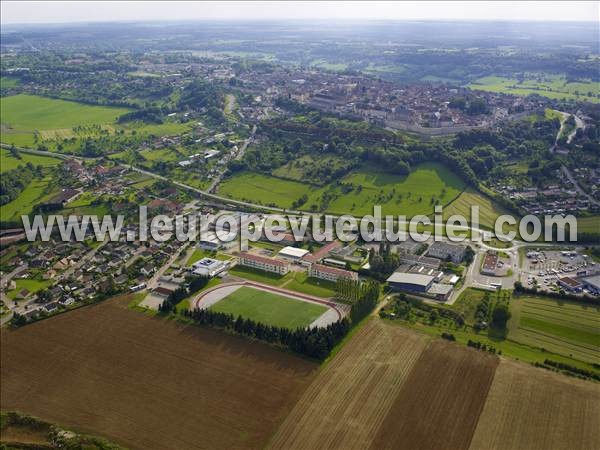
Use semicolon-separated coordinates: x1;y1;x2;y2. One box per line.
177;279;381;360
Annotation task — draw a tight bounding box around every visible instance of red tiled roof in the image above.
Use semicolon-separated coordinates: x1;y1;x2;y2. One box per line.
312;263;355;278
310;240;342;261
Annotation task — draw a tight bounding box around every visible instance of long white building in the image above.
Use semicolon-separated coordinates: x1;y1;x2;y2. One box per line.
238;252;290;275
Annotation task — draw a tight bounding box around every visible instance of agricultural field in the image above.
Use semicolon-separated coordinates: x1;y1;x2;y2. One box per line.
305;162;465;217
371;341;499;450
577;215;600;234
221;162;466;216
209;286;328;329
469;359;600;450
269;319;427;450
0;294;317;450
1;94;130;146
469;74;600;103
443;187;512;231
0;148;61;172
218;171;312;209
508;294;600;364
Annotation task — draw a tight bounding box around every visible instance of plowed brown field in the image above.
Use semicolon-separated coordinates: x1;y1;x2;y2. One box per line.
0;295;317;450
268;320;427;450
469;359;600;450
370;340;499;450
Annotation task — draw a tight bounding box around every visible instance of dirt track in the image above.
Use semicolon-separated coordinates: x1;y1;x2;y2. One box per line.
0;295;317;450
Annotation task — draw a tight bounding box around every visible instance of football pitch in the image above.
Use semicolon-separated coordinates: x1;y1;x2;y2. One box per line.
209;286;327;329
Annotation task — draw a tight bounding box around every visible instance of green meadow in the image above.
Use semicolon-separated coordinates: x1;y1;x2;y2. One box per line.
0;176;57;222
1;94;130;130
0;148;61;172
219;162;466;217
469;74;600;103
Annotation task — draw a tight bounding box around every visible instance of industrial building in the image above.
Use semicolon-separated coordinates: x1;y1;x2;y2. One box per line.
386;272;435;293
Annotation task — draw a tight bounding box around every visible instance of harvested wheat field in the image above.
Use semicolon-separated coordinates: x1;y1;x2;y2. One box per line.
268;319;427;450
0;295;317;450
370;340;499;450
469;359;600;450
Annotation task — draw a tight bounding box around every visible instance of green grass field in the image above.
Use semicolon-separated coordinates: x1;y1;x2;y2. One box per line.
0;176;57;222
1;94;130;131
220;162;465;216
306;162;465;216
228;265;291;286
284;272;337;298
6;277;52;300
0;148;61;172
509;294;600;364
218;172;312;209
1;76;19;89
469;74;600;103
210;286;327;329
577;216;600;234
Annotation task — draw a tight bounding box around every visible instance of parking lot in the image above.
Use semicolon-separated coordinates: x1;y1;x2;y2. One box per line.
522;249;597;292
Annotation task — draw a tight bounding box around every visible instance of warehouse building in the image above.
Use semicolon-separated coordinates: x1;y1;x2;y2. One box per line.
386;272;435;293
581;275;600;294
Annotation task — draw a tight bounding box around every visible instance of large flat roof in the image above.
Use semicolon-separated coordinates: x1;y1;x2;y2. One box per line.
279;246;310;258
387;272;434;287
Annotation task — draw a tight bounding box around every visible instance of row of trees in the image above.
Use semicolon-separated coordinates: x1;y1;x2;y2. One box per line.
182;308;351;360
178;279;381;360
0;163;43;206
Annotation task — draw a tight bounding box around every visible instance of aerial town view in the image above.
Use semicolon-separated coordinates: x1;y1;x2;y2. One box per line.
0;1;599;449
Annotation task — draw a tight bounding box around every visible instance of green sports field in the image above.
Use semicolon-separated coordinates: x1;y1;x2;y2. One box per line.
209;286;327;329
508;295;600;364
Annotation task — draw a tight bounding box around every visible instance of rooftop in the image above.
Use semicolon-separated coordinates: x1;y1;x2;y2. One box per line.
386;272;434;287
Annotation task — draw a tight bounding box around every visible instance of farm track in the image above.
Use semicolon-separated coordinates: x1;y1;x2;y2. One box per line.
370;340;499;450
0;294;317;450
268;320;427;450
469;359;600;450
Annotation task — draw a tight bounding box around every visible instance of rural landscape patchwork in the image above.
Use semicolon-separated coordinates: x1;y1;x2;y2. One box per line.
1;1;599;449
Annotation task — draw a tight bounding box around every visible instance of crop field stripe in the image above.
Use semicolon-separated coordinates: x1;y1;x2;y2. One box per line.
520;311;600;336
514;329;599;361
268;320;427;450
370;340;499;450
469;359;600;450
1;295;317;450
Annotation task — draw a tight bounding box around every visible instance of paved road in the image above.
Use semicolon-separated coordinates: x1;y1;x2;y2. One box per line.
207;124;256;193
561;165;599;207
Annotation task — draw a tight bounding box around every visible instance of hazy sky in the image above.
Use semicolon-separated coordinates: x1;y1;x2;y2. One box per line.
1;1;598;25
